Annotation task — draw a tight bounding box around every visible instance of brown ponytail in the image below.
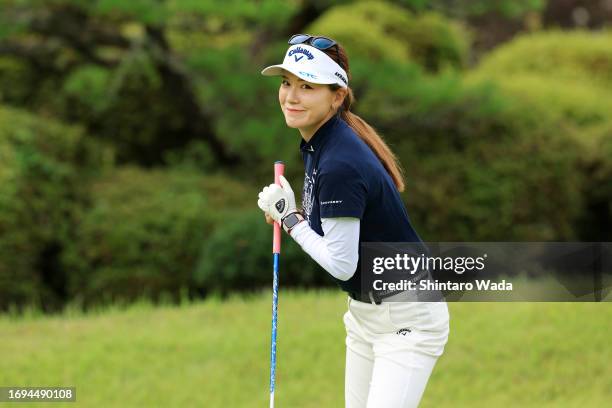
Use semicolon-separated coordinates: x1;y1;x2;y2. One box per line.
323;41;406;192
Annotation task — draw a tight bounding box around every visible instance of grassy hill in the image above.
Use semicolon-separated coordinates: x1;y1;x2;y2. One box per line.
1;290;611;407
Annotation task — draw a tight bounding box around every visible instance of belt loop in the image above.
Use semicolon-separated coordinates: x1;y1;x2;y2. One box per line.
368;291;382;305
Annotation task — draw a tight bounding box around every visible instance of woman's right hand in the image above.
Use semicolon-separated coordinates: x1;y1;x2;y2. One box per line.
257;175;297;224
264;213;274;225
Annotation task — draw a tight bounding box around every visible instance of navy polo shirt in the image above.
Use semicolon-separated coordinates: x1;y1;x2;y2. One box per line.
300;113;424;294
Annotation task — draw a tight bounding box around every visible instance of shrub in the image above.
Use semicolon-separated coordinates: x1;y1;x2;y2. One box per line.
469;31;612;133
0;106;108;312
351;64;586;240
574;123;612;240
466;73;612;130
469;30;612;240
473;30;612;91
309;1;471;71
194;210;334;296
0;57;35;104
61;167;256;309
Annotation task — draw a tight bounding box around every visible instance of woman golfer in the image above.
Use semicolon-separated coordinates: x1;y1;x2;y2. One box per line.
257;34;449;408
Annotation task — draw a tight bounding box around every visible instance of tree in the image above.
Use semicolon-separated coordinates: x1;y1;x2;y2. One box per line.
0;0;330;166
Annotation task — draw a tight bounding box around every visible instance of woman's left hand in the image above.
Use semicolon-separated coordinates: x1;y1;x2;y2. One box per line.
257;175;297;223
264;213;274;225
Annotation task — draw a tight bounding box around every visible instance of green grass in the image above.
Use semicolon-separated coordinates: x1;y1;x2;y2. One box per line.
1;290;611;407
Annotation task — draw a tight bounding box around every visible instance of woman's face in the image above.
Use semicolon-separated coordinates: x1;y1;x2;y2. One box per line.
278;71;343;139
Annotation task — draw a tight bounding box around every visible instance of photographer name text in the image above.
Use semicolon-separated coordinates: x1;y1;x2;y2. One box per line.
372;279;513;291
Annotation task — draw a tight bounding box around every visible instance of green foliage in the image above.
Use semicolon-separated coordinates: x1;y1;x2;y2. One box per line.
469;73;612;131
169;0;298;28
310;2;412;64
162;140;217;172
1;0;610;307
450;0;544;18
61;166;256;309
187;44;305;181
61;47;191;164
0;106;110;312
351;62;585;240
473;30;612;91
310;1;471;71
0;57;35;103
395;0;545;18
62;65;114;113
469;30;612;239
0;1;31;39
400;11;472;71
575;123;612;240
94;0;168;25
194;210;334;296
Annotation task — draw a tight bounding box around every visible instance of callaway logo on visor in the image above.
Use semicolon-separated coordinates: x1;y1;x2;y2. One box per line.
288;47;314;61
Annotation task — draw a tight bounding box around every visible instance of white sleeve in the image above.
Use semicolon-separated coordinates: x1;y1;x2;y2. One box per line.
289;217;360;281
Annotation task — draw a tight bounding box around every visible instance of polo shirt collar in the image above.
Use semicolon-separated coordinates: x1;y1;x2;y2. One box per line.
300;113;341;153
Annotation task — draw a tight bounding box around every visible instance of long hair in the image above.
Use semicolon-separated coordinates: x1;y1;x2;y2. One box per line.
324;43;405;192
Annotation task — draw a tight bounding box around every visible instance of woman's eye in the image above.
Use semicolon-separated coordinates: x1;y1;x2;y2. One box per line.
280;80;311;89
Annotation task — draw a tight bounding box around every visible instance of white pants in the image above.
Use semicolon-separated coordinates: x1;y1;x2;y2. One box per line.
344;296;450;408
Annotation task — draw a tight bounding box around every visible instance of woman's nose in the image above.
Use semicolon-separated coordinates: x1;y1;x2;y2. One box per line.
286;86;299;103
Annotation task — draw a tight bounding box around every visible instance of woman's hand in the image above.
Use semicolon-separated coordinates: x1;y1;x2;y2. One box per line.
264;213;274;225
257;175;297;223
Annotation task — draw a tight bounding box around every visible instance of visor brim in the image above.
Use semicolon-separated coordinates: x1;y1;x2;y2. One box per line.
261;64;338;85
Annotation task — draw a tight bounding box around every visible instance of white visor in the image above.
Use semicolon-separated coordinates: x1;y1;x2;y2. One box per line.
261;44;348;88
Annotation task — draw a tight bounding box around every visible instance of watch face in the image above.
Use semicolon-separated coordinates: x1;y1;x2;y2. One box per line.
284;214;299;228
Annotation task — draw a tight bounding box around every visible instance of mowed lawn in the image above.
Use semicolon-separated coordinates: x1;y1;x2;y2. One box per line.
1;290;611;407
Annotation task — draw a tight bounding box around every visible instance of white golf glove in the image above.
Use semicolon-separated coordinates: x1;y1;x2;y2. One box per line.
257;175;297;224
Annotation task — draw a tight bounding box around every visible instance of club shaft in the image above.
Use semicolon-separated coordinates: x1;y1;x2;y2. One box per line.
270;253;279;407
270;161;284;407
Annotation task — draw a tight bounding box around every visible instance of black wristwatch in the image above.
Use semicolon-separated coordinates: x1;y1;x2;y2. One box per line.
281;211;305;235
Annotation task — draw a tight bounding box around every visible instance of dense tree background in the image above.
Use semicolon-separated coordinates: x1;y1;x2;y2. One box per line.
1;0;611;312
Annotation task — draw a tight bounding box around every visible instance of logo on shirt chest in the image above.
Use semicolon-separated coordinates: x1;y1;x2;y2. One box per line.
321;200;343;205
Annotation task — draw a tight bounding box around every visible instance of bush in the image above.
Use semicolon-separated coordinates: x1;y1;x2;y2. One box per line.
308;1;471;71
61;166;256;309
350;64;586;240
421;0;546;18
473;30;612;91
574;123;612;240
469;31;612;133
403;128;584;241
467;73;612;130
194;210;335;296
0;106;109;312
0;57;35;104
468;30;612;240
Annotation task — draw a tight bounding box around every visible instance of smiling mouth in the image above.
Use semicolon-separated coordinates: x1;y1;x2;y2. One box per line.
286;108;305;113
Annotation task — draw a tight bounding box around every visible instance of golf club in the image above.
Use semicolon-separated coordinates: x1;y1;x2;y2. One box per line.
269;160;284;408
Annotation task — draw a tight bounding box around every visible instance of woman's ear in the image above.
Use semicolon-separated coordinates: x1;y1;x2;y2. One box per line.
335;88;348;107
